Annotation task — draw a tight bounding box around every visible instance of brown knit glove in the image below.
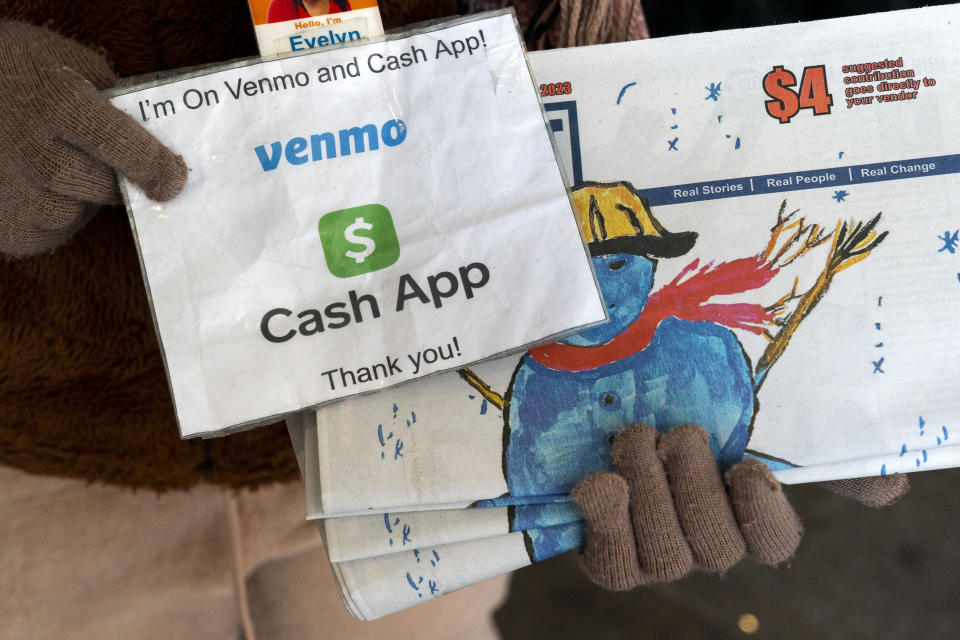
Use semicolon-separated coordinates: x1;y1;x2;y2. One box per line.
572;423;909;590
0;21;187;258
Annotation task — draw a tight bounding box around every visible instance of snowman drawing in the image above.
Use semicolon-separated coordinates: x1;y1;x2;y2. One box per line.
461;181;886;560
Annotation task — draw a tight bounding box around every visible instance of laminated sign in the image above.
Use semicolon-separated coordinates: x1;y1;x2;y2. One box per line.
110;12;605;438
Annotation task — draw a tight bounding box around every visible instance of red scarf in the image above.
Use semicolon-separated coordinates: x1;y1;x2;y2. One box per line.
530;256;779;372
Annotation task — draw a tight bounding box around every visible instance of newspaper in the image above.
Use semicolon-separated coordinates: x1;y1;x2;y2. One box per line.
322;502;582;562
300;412;570;520
295;3;960;619
309;3;960;512
330;523;583;620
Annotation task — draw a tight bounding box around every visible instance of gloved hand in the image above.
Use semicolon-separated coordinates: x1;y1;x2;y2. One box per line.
0;21;187;258
572;423;909;590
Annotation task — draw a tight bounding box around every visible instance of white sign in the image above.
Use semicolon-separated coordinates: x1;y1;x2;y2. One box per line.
111;13;605;438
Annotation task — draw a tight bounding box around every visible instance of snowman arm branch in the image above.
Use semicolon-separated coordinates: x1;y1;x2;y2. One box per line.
753;213;887;391
457;368;505;410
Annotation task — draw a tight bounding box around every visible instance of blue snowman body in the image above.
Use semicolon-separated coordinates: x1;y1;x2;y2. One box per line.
503;253;755;561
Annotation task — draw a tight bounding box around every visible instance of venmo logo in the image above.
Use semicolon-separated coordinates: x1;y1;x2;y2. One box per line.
318;204;400;278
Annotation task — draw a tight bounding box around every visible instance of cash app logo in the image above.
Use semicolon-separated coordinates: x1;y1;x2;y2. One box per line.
318;204;400;278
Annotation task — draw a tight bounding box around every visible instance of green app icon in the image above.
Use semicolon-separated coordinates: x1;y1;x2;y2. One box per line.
318;204;400;278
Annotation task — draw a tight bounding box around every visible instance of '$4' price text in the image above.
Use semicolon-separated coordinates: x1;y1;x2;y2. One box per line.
763;65;833;124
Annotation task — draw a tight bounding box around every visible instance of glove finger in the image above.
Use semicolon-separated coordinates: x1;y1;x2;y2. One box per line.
571;472;644;590
657;425;745;572
725;458;802;566
819;474;909;507
53;82;188;202
611;423;692;581
43;141;120;204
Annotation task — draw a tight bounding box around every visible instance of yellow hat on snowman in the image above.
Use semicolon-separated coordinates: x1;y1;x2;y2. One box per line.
571;181;697;258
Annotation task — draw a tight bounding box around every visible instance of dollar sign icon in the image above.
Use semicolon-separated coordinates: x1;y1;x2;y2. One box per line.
318;204;400;278
763;65;800;124
344;217;376;263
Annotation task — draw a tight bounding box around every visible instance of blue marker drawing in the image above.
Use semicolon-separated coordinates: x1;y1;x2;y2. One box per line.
832;190;849;202
839;151;845;159
384;514;412;547
896;417;950;470
872;298;884;370
938;231;959;253
380;404;417;460
377;423;395;460
667;107;680;150
405;548;440;600
616;82;636;105
406;572;424;598
385;513;396;532
724;134;742;149
704;81;722;101
468;394;495;416
718;114;723;123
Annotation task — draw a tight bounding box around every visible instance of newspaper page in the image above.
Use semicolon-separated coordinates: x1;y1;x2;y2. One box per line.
300;4;960;620
322;502;582;562
330;522;583;620
307;2;960;515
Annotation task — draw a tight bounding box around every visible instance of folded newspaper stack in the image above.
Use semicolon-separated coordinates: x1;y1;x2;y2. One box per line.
291;4;960;620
